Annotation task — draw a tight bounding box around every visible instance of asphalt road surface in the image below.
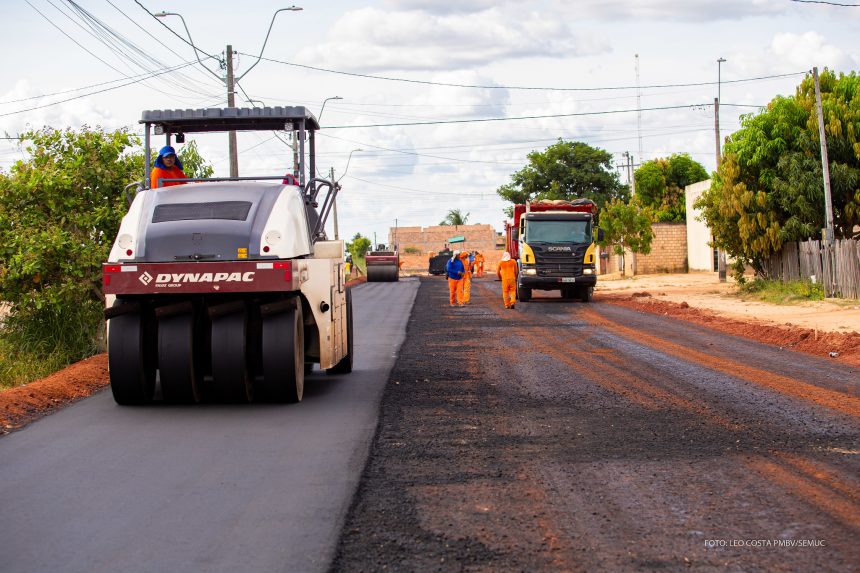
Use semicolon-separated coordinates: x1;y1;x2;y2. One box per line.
331;276;860;572
0;279;419;573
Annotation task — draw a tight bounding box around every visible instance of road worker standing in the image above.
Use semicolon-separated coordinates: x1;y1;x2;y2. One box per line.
497;251;518;309
446;250;466;306
459;251;472;305
474;251;485;277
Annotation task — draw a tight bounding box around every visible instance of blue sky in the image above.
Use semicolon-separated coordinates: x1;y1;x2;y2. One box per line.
2;0;858;245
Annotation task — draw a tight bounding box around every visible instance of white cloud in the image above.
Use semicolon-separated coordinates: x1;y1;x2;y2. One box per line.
551;0;785;22
385;0;502;14
295;7;608;73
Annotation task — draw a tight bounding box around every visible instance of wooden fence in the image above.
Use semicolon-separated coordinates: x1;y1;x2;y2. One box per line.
762;239;860;299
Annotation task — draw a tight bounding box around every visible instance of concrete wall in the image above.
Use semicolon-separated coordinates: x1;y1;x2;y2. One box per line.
685;179;715;272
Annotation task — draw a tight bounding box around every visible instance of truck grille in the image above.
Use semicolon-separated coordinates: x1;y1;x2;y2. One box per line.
537;263;583;277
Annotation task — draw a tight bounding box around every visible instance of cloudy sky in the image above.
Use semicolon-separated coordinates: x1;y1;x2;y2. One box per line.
2;0;858;245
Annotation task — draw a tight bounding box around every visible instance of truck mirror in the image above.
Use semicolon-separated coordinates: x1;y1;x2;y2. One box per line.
597;228;605;242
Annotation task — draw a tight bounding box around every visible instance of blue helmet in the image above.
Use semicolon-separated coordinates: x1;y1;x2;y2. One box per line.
154;145;183;170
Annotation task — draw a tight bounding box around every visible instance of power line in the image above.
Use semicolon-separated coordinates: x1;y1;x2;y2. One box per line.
239;52;806;92
790;0;860;5
325;103;717;129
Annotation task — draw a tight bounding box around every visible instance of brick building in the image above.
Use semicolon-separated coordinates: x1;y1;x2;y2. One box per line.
600;222;688;275
388;224;498;255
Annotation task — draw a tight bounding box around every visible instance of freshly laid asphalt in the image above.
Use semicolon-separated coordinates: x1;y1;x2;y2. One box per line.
0;279;419;573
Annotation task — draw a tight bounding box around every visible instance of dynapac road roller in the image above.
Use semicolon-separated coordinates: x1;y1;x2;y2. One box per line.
103;107;352;405
365;244;399;282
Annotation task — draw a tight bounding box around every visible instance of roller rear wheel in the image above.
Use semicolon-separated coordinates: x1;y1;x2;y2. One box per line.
367;265;398;282
108;302;157;405
211;305;254;403
261;304;304;402
158;311;202;403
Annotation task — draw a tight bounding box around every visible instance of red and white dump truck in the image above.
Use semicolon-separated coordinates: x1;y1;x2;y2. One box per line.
103;107;352;405
504;199;603;302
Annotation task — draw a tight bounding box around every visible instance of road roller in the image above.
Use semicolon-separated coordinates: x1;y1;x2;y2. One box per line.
365;245;400;282
103;107;353;405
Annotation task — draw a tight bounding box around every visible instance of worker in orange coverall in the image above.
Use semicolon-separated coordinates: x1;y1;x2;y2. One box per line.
446;250;466;306
474;251;485;277
459;251;472;304
497;251;518;309
150;146;188;188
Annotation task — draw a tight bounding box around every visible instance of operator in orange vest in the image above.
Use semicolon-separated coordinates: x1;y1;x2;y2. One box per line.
150;145;188;188
459;251;472;304
497;251;518;309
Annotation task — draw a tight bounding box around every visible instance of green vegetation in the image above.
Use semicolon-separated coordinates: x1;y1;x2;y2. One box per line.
403;246;421;254
737;278;824;304
597;198;655;260
695;69;860;280
346;233;372;274
0;128;215;389
634;153;708;222
439;209;470;226
496;139;628;217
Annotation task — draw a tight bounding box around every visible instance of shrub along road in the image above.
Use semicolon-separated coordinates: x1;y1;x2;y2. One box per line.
331;276;860;572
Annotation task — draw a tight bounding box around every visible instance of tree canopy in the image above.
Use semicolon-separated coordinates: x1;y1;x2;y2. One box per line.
439;209;470;226
0;126;141;362
695;69;860;276
634;153;708;222
597;198;654;257
497;139;628;216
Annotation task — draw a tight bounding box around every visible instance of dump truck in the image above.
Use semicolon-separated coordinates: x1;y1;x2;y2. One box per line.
102;107;352;405
504;199;603;302
365;244;399;282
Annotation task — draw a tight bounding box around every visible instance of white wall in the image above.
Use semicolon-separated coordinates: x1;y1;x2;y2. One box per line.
685;179;715;272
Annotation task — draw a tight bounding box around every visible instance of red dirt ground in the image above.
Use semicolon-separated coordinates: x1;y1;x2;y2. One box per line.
2;273;856;436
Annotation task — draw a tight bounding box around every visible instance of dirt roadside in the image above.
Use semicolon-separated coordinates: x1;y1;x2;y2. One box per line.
1;273;857;435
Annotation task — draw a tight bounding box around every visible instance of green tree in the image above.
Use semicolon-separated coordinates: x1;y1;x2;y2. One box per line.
346;233;372;273
635;153;708;222
695;69;860;278
598;198;654;258
497;139;628;217
0;126;141;367
439;209;470;226
176;140;214;179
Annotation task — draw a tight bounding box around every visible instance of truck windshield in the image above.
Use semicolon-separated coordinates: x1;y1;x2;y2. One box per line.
525;219;591;244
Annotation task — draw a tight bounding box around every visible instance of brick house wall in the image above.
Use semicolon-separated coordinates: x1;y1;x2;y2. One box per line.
633;222;688;274
389;224;498;256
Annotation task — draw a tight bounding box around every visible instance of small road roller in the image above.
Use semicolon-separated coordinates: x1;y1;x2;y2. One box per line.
365;244;400;282
103;107;352;405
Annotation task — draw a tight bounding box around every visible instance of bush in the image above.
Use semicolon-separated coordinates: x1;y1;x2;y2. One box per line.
403;246;421;254
737;278;824;304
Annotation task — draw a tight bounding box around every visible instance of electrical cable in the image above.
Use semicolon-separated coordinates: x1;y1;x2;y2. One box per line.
239;52;806;92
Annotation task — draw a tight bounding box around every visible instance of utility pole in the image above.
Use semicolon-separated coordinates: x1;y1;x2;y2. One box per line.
225;45;238;178
813;67;835;245
635;54;643;165
716;57;727;282
330;166;339;240
813;66;837;298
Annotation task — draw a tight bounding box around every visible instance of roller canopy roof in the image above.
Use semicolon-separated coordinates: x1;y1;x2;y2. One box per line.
140;107;320;133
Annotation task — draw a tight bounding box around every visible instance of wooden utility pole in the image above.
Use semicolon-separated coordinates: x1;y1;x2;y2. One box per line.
225;45;238;177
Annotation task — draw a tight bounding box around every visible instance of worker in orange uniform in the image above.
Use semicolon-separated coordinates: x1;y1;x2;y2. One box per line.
446;250;466;306
497;251;518;309
150;146;188;188
459;251;472;304
474;251;485;277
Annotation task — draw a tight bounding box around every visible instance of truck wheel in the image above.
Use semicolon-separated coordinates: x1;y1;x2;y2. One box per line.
580;286;594;303
517;285;532;302
261;304;305;402
327;288;353;375
211;305;254;403
108;302;157;405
